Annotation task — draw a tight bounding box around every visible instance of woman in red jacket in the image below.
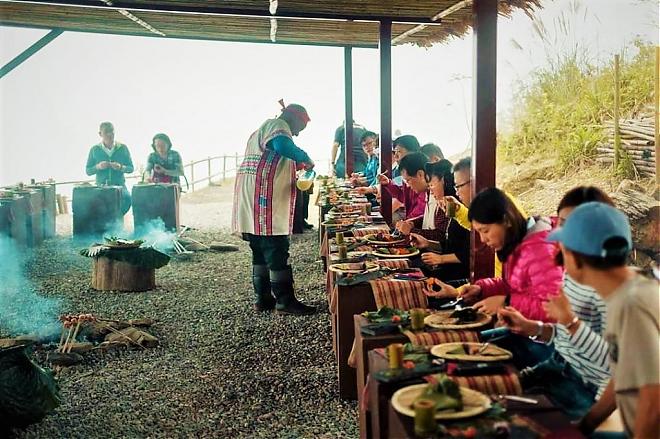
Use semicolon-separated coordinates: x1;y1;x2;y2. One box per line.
459;187;563;321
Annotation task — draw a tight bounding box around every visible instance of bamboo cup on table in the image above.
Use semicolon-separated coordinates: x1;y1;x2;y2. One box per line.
410;308;427;331
388;343;404;369
338;244;348;260
413;398;437;437
335;231;345;245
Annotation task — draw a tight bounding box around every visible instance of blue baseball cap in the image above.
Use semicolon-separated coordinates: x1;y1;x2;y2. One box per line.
547;201;632;257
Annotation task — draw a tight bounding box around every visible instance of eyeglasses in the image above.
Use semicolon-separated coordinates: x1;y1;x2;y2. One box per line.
454;180;471;190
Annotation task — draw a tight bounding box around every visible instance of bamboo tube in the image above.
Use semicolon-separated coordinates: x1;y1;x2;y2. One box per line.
413;398;437;437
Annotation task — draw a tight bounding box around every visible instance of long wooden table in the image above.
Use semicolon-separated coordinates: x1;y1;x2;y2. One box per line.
366;350;585;439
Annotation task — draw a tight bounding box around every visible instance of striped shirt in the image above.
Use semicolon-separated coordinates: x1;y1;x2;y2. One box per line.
551;274;611;394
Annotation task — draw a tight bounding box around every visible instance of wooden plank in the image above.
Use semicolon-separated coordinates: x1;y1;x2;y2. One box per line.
379;20;393;225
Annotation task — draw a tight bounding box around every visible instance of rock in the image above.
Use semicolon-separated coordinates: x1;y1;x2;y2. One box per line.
209;242;240;252
0;338;35;349
67;342;94;354
48;351;84;366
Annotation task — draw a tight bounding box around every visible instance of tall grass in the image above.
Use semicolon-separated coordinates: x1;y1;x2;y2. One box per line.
499;3;656;177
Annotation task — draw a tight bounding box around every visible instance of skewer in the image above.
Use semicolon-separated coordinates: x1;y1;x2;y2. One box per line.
66;320;82;353
60;322;73;353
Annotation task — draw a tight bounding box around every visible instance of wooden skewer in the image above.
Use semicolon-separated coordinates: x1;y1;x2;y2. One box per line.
57;328;66;351
66;321;82;353
60;326;73;353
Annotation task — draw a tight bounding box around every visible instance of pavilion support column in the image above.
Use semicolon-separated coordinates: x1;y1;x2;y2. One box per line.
379;20;393;225
471;0;497;280
344;46;354;176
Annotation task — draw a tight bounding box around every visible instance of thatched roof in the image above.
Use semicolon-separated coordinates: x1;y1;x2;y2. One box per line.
0;1;541;48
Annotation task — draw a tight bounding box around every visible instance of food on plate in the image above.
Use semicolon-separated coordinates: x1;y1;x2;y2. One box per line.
375;246;417;255
412;375;463;412
448;307;479;324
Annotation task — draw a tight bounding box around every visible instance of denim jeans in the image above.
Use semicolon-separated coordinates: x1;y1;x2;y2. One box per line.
494;334;554;370
525;350;598;420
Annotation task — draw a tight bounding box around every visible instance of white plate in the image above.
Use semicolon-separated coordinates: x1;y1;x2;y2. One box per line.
391;384;491;420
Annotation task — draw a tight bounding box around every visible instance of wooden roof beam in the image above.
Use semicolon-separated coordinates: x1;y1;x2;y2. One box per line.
392;0;471;44
9;0;446;24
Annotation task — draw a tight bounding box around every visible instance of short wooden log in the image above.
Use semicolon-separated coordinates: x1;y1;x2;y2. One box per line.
91;257;155;292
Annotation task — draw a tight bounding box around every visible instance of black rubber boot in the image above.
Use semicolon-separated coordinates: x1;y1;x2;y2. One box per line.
270;266;316;316
253;265;276;311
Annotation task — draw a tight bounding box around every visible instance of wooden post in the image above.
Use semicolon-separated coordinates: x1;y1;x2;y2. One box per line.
379;19;393;225
190;160;195;192
344;46;354;177
655;46;659;183
223;155;227;180
235;153;239;172
207;156;212;185
471;0;497;280
614;54;621;169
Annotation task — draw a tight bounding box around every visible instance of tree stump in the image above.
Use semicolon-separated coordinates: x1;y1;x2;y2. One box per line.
91;257;155;291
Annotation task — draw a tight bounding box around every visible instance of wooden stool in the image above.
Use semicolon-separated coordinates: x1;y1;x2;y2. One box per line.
92;257;155;291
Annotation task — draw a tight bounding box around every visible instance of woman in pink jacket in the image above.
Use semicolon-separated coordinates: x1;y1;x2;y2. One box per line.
461;187;563;322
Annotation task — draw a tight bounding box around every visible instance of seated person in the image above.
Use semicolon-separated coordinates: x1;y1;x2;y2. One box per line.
144;133;184;184
499;186;615;419
420;143;444;163
407;160;470;285
378;135;426;220
549;202;659;439
352;131;380;206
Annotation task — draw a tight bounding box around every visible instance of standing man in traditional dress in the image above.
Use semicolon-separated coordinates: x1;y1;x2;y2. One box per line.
232;102;316;315
85;121;134;214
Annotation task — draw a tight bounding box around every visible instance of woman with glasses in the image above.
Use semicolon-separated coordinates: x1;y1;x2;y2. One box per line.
406;159;471;285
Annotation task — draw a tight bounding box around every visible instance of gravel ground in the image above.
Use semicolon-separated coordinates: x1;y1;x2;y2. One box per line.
8;187;357;438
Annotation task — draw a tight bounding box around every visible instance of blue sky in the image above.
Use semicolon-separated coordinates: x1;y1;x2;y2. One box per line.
0;0;657;186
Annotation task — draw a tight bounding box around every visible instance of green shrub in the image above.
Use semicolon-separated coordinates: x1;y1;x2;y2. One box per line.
500;40;655;175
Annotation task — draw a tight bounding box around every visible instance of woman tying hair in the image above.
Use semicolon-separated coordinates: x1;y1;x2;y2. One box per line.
144;133;184;184
497;186;614;418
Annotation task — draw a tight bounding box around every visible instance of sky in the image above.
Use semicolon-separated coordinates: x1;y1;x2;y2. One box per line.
0;0;657;187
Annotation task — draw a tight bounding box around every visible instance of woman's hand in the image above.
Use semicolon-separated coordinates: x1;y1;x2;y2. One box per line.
421;252;444;266
473;295;507;316
395;220;414;236
497;306;537;336
460;284;482;304
423;278;459;299
543;289;574;326
154;164;165;173
377;173;390;186
409;233;431;249
355;186;374;195
437;195;461;212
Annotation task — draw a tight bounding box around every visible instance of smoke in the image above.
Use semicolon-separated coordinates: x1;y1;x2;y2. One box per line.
135;218;176;253
0;235;62;339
